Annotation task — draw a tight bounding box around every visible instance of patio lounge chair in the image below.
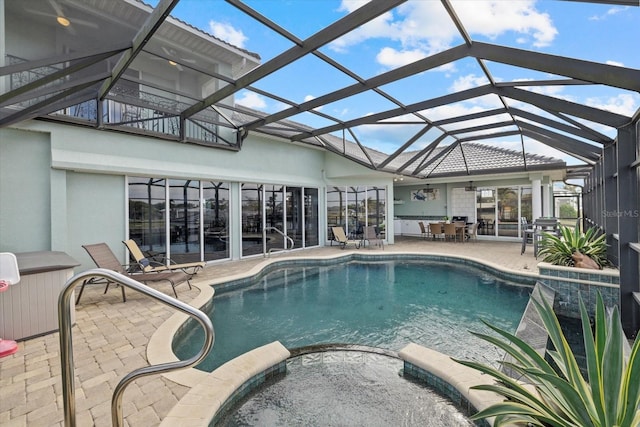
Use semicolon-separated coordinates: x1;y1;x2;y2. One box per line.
123;239;205;275
362;225;384;250
331;226;360;249
77;243;192;303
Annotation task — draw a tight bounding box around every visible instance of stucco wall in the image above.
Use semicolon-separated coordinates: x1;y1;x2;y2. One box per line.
2;121;394;265
0;128;51;252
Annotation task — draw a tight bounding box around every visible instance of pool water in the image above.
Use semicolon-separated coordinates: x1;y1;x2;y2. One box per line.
173;260;531;372
215;349;475;427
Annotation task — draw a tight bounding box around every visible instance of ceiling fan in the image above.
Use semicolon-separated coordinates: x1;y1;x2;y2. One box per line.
25;0;98;35
154;46;197;72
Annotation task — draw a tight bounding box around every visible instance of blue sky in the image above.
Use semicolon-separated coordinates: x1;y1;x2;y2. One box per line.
158;0;640;164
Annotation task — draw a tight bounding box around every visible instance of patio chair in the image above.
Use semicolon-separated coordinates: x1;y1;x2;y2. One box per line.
466;222;479;242
443;222;460;242
429;222;445;241
123;239;205;275
331;226;360;249
77;243;192;303
362;225;384;250
520;217;536;255
418;221;430;239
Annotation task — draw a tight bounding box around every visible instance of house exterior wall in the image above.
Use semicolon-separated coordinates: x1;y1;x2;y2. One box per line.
1;122;393;270
0;128;52;252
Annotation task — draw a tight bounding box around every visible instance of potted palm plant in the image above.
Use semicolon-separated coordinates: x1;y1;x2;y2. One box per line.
537;225;607;269
454;292;640;426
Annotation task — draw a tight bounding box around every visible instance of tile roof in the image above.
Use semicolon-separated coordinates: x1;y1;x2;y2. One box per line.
234;106;565;178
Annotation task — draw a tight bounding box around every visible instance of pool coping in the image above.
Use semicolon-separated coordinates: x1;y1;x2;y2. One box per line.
148;250;542;426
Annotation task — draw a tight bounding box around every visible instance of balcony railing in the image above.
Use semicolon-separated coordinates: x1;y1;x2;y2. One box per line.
5;55;223;145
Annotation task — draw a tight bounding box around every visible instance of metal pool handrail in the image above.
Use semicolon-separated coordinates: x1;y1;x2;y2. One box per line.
264;226;295;256
58;268;214;427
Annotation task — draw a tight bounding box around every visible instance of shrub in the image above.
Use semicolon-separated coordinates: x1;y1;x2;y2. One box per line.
454;292;640;426
537;225;607;268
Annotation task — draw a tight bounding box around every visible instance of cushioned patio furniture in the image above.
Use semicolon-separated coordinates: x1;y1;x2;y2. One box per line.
77;243;192;303
331;226;360;249
123;239;205;275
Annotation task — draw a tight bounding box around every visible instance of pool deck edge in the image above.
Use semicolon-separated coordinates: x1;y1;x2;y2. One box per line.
158;341;289;427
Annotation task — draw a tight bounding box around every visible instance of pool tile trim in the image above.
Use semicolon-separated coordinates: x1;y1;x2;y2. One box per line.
399;343;505;427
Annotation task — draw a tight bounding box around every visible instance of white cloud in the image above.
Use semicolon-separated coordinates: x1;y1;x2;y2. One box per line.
450;74;490;92
331;0;558;68
606;60;625;67
586;93;638;117
304;94;324;111
235;91;267;109
208;20;247;48
589;6;627;21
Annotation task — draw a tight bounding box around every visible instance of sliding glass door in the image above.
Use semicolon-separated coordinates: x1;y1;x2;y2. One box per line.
129;177;230;262
241;183;319;257
476;186;531;237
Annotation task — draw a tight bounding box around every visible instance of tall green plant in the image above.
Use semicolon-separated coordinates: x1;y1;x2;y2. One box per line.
454;293;640;427
537;225;607;268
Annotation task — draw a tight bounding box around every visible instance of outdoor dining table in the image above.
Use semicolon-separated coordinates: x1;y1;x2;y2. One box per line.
433;222;467;242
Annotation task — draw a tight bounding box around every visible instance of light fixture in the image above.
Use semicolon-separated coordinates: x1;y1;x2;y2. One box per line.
168;60;177;66
465;181;477;192
56;16;70;27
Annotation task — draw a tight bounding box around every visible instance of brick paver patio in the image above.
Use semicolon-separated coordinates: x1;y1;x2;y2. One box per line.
1;238;540;426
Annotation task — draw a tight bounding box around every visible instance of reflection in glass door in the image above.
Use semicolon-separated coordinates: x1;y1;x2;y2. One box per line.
265;184;285;253
304;188;319;247
128;177;166;254
497;187;519;237
476;186;531;238
347;186;366;239
241;184;319;256
168;179;201;262
241;183;263;257
287;187;303;249
367;187;386;237
476;188;496;236
203;182;229;261
326;187;345;241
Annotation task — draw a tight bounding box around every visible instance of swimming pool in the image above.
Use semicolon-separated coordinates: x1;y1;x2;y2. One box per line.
173;259;533;372
215;348;476;427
